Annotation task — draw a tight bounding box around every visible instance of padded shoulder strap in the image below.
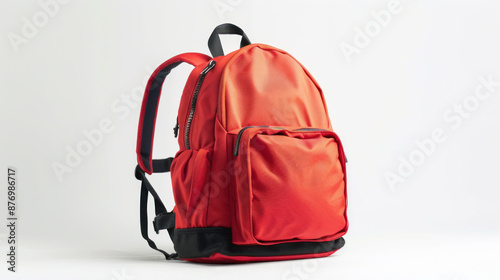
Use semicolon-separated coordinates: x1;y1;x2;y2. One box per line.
136;53;211;174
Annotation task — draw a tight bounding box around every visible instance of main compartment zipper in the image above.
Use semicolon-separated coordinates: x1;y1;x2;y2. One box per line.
185;60;216;149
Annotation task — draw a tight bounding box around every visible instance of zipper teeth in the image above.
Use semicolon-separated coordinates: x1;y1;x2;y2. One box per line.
184;60;216;149
293;128;328;132
233;126;329;156
234;126;268;156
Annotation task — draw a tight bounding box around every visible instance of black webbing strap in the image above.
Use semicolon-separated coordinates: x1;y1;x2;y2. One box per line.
208;23;251;57
153;212;175;236
151;158;174;173
135;53;209;258
135;158;177;260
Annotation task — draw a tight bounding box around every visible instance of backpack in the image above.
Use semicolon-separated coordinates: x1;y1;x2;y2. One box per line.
134;23;348;263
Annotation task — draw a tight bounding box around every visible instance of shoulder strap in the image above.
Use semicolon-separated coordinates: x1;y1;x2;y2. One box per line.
136;52;211;174
135;52;211;260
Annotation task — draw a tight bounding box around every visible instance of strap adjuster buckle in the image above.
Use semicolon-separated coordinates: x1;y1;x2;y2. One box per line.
152;219;160;234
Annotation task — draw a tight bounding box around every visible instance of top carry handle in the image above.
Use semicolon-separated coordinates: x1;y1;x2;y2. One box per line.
208;23;251;57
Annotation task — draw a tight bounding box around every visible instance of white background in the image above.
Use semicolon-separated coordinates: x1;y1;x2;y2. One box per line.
1;0;499;279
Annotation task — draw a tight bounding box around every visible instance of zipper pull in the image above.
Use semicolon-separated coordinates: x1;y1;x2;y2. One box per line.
173;117;179;138
201;60;216;75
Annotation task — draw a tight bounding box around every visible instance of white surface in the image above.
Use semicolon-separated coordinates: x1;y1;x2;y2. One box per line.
1;0;499;279
2;233;500;279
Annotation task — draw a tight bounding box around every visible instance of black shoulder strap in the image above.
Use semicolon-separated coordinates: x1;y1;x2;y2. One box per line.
134;53;210;259
135;53;211;260
136;53;210;174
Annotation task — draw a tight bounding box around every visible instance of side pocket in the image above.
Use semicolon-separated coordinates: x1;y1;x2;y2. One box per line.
170;149;213;228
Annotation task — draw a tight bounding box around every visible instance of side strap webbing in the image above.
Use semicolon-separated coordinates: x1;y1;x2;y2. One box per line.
135;158;177;260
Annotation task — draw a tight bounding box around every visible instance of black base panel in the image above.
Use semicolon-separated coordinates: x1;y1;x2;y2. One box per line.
172;227;345;259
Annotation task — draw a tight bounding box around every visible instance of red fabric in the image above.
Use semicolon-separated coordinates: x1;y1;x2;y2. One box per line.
220;45;331;131
182;250;339;264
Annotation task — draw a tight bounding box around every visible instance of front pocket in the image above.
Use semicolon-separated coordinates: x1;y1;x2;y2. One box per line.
230;127;347;245
170;149;212;228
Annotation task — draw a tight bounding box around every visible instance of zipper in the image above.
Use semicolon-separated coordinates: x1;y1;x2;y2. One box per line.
293;128;328;132
234;127;330;156
184;60;216;149
234;126;269;156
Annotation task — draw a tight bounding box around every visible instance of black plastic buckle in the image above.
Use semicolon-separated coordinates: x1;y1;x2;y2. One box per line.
152;219;160;234
152;213;166;234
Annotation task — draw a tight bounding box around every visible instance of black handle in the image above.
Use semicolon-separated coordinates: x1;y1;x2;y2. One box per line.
208;23;251;57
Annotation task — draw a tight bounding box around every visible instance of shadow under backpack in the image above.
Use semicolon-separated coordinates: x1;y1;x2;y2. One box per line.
134;23;348;263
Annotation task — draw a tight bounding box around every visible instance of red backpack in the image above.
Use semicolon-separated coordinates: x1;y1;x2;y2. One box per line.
135;23;348;263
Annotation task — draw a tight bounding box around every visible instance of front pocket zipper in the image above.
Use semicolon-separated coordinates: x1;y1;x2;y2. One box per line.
234;126;270;156
185;60;216;150
234;126;325;156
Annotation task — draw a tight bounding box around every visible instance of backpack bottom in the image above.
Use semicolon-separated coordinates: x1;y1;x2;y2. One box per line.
172;227;345;263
